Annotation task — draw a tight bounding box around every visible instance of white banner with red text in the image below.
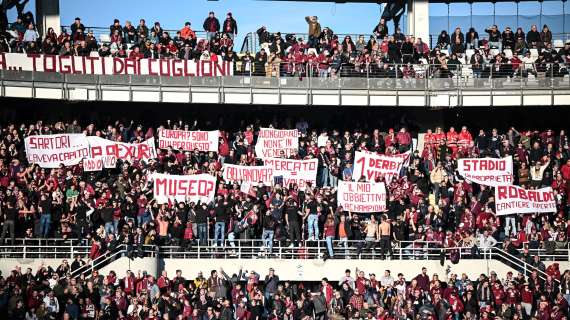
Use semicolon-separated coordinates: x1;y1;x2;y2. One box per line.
352;151;410;182
337;181;387;213
458;156;513;186
25;134;90;168
151;173;217;204
0;53;233;76
262;157;318;190
222;164;274;185
495;185;557;216
158;129;219;152
82;156;118;172
87;136;157;163
254;128;300;158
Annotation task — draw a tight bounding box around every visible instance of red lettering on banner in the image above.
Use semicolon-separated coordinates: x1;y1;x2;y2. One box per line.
59;55;72;74
497;186;507;200
172;59;183;76
28;54;41;71
124;58;137;75
85;56;98;74
91;146;102;157
201;61;212;76
148;59;158;76
71;56;82;74
138;144;150;159
0;53;5;70
159;59;170;76
183;59;195;76
43;55;56;72
113;58;124;74
214;62;225;76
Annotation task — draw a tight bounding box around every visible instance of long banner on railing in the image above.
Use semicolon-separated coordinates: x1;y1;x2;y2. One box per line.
352;151;410;182
0;53;233;76
337;181;387;213
158;129;219;152
457;156;513;186
151;173;216;204
495;185;557;216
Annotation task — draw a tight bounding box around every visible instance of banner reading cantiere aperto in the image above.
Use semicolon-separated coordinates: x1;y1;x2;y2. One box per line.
87;136;157;163
263;157;318;190
222;164;274;185
352;151;410;182
458;156;513;186
255;128;300;158
0;53;233;76
158;129;219;152
151;173;216;204
495;185;557;216
337;181;387;213
25;134;90;168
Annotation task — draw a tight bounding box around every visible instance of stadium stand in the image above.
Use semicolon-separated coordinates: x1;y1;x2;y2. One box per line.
1;4;570;320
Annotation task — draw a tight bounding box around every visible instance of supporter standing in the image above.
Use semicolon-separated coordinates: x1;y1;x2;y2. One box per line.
203;11;220;42
222;12;238;40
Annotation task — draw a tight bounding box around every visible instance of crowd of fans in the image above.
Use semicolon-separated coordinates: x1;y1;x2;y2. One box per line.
1;11;570;79
0;119;568;263
0;262;568;320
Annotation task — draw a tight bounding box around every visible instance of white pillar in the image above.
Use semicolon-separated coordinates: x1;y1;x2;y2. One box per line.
407;0;430;45
35;0;60;36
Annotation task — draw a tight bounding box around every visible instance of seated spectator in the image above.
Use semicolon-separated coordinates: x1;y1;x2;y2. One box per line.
527;24;541;49
436;30;450;50
485;25;502;50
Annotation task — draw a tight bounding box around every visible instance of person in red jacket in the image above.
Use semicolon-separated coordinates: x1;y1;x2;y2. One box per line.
89;239;102;261
446;127;459;158
458;126;474;155
396;127;412;152
157;270;170;292
123;270;136;296
449;291;464;320
321;278;334;305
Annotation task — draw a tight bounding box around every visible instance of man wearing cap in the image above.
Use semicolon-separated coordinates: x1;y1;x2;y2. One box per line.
70;17;85;38
203;11;220;42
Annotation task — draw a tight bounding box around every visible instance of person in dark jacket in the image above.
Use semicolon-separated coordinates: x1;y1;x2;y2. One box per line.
203;11;220;42
437;30;450;50
222;12;238;40
109;19;122;38
466;27;479;49
70;17;85;38
527;24;541;49
257;26;271;45
502;27;515;50
485;25;502;50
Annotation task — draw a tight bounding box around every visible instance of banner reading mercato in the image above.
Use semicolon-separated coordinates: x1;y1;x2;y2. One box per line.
263;158;317;190
495;185;557;216
222;164;273;185
87;136;157;163
158;129;219;152
255;128;299;158
25;134;90;168
0;53;233;76
151;173;216;204
352;151;410;182
337;181;387;213
83;156;117;172
458;156;513;186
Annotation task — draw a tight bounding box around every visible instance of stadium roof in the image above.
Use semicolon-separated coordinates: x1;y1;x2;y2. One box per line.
261;0;562;3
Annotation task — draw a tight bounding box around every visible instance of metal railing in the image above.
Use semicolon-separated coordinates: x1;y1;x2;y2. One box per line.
428;33;570;49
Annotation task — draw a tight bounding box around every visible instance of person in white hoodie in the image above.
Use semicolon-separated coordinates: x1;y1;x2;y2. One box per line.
477;229;498;258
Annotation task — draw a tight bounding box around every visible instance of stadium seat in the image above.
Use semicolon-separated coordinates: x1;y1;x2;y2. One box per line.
530;48;539;58
504;49;513;58
554;39;564;49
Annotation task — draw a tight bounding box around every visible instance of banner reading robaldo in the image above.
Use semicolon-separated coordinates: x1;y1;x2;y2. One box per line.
151;173;216;204
222;164;274;185
87;136;157;163
352;151;410;182
458;156;513;186
25;134;90;168
0;53;233;76
255;128;299;158
158;129;219;152
337;181;387;213
495;185;557;216
263;158;317;189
